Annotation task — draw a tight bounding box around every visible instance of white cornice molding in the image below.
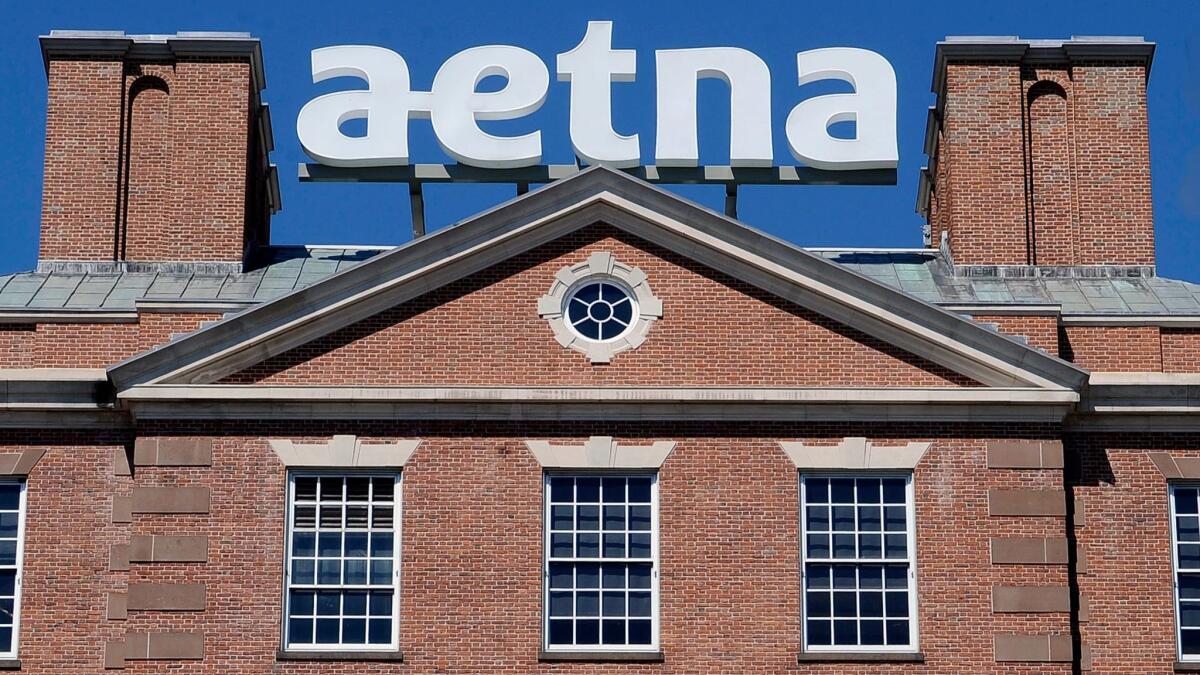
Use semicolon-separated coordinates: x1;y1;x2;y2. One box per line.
268;435;420;468
118;385;1077;423
525;436;675;469
780;437;931;470
1062;315;1200;327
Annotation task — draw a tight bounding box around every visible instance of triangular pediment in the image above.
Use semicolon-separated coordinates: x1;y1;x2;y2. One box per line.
108;168;1086;395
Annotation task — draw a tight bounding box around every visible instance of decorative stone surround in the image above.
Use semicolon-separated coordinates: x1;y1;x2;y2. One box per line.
778;437;930;470
268;435;420;467
0;450;45;476
524;436;675;469
1149;452;1200;479
537;251;663;364
985;440;1063;469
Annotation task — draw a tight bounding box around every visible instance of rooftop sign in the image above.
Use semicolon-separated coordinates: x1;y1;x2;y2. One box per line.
296;21;898;172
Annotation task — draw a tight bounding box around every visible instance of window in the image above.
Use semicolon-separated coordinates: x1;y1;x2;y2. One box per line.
565;280;638;342
1171;485;1200;659
283;473;400;652
800;475;917;652
0;481;24;659
544;474;658;652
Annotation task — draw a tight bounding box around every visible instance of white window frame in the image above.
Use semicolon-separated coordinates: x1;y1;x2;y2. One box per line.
799;472;919;653
281;471;402;653
542;472;660;653
1170;483;1200;662
0;481;26;661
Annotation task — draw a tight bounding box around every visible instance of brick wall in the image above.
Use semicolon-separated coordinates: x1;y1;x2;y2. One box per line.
0;430;132;673
40;55;258;264
40;57;126;263
1061;325;1162;372
0;313;220;369
938;63;1030;265
970;314;1060;356
930;58;1154;266
1069;433;1195;673
0;420;1086;673
223;224;976;388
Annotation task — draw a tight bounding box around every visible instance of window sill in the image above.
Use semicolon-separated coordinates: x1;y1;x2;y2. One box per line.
798;651;924;663
1176;662;1200;672
276;650;403;662
0;660;18;670
539;650;664;663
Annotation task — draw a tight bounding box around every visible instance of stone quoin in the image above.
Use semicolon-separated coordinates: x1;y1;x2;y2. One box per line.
0;26;1194;674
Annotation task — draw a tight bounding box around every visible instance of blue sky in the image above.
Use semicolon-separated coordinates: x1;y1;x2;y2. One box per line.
0;1;1197;278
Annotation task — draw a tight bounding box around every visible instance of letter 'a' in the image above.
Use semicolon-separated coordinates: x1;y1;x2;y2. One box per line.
785;47;898;170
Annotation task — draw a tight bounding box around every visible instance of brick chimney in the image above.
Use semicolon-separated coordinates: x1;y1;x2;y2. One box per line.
917;37;1156;267
38;31;279;269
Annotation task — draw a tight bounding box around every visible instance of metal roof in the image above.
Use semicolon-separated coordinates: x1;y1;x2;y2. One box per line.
2;246;1199;317
0;247;386;311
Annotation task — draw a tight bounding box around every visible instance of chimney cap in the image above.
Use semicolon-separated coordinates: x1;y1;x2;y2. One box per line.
39;29;267;92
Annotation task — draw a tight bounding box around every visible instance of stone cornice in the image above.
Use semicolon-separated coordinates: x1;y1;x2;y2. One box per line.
268;435;420;468
779;437;930;470
525;436;675;469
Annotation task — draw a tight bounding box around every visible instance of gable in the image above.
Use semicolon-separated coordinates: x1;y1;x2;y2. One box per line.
108;167;1087;395
220;224;977;388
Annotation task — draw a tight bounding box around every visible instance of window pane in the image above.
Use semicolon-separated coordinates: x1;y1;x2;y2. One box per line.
344;533;368;557
288;619;313;644
295;478;318;502
629;505;651;531
370;532;393;558
551;506;573;530
882;479;906;503
289;591;314;616
550;478;573;503
802;474;915;651
830;479;854;503
808;619;832;646
576;533;599;558
629;533;651;558
285;474;399;650
577;478;600;502
856;479;880;504
576;619;599;644
548;620;572;645
604;506;626;530
807;591;831;618
576;505;600;530
550;592;572;617
1185;629;1200;655
346;477;370;502
1179;489;1200;515
806;478;829;503
342;619;366;644
545;474;657;650
343;591;366;616
832;506;854;531
602;478;625;503
806;506;829;531
628;477;652;502
344;560;368;585
368;619;391;644
576;592;599;617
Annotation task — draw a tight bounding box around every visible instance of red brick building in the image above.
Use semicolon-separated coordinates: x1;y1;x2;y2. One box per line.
0;30;1195;673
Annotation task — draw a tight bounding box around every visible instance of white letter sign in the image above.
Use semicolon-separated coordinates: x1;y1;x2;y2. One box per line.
297;24;899;172
556;21;639;168
786;47;898;170
654;47;772;167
